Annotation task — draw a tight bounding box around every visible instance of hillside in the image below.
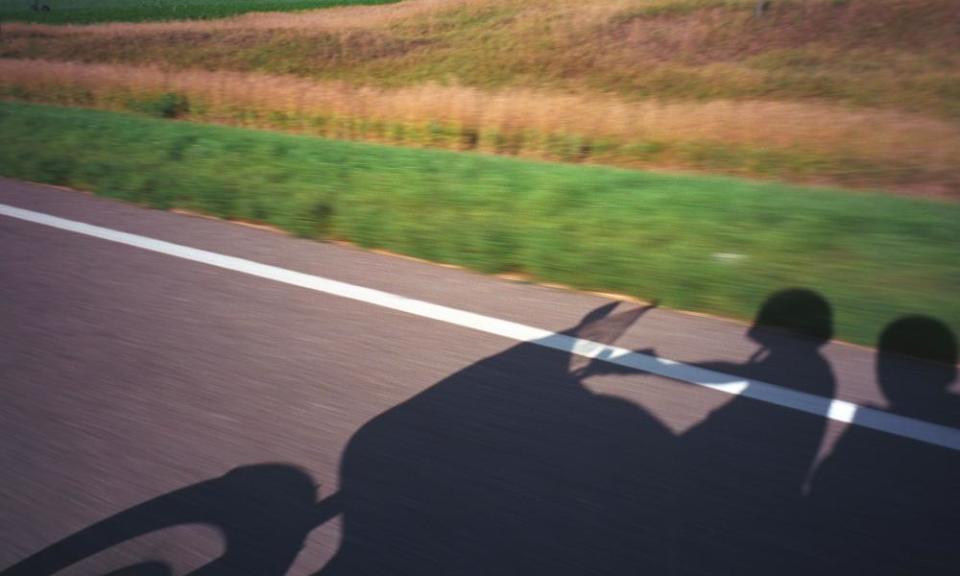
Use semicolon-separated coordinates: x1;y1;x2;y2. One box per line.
1;0;959;195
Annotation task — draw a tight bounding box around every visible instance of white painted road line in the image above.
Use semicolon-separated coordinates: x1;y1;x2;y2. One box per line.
2;202;959;451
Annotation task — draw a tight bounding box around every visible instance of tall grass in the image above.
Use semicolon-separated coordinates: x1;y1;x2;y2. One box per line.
2;58;957;194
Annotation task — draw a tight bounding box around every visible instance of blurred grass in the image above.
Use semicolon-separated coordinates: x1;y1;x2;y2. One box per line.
3;59;957;195
1;101;957;346
0;0;400;24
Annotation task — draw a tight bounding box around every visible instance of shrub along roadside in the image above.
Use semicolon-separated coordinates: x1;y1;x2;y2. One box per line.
1;102;957;347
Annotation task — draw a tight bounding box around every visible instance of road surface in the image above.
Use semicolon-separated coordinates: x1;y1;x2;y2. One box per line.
1;178;957;575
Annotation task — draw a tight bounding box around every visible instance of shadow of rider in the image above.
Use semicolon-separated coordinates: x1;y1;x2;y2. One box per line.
1;464;339;576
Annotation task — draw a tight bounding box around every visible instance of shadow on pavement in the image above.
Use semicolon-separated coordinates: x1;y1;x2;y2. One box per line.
321;301;674;575
1;464;338;576
809;315;959;575
2;291;957;575
663;288;837;576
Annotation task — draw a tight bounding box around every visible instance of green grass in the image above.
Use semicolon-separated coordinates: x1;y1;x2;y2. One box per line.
2;101;957;347
0;0;399;24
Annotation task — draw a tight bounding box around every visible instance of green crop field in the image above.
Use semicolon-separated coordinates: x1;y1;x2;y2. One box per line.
2;101;957;347
0;0;399;24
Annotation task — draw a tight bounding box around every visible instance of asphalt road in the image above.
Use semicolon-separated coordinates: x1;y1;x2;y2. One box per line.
1;178;958;575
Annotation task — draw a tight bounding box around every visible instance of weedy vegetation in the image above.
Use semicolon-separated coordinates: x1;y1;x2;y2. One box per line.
2;58;957;195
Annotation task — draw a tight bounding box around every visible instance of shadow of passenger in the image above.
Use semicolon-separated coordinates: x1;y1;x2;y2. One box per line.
663;288;837;575
8;293;953;576
318;301;677;576
2;302;673;576
1;464;338;576
810;316;960;575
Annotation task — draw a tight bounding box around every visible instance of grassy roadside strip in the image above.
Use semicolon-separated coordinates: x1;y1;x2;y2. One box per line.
1;102;957;346
0;0;400;24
